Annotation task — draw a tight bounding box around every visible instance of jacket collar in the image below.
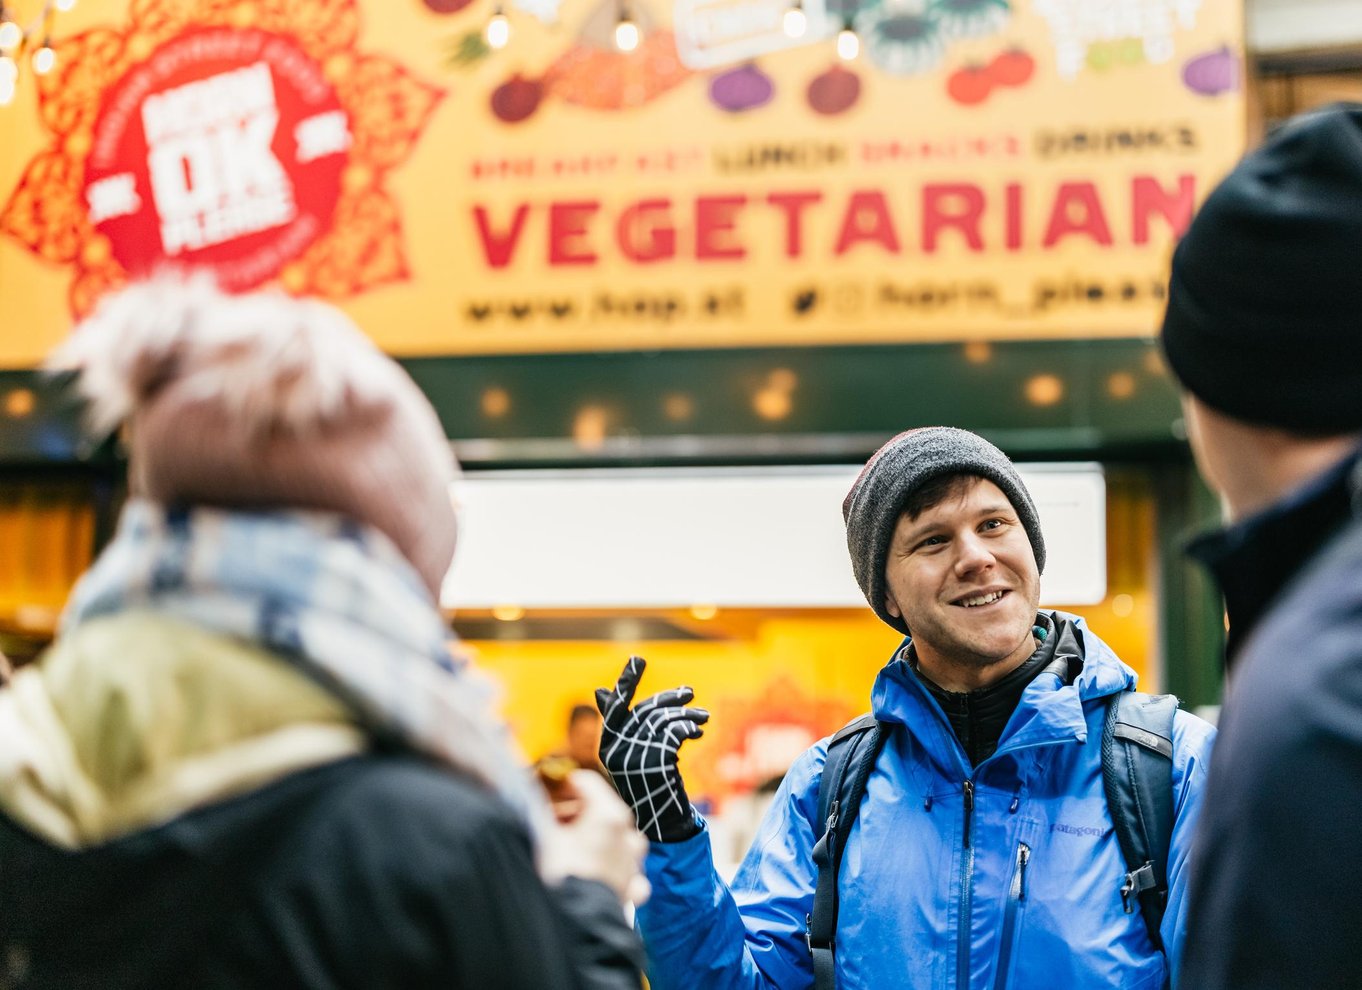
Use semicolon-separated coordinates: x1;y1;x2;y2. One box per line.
1187;444;1362;669
869;611;1136;776
0;613;362;850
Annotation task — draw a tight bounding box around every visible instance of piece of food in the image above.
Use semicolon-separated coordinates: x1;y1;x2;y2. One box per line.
1182;45;1240;96
447;30;491;68
946;63;992;105
807;63;861;115
536;756;585;823
927;0;1010;40
709;62;774;112
424;0;475;13
988;46;1033;86
862;10;944;76
544;30;691;109
491;73;544;122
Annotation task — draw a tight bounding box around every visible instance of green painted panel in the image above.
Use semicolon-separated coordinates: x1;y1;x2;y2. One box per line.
0;370;93;467
2;339;1185;465
402;337;1184;466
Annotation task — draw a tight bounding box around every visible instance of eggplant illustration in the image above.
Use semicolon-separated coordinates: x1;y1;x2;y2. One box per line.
709;63;774;113
1182;46;1240;96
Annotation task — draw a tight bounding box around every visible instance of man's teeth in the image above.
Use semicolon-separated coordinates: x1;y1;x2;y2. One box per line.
960;591;1004;607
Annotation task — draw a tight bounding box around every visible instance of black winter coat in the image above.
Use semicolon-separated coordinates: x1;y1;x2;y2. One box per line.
0;754;644;990
1181;449;1362;990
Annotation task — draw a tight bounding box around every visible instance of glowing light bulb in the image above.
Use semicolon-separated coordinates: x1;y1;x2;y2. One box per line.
614;16;639;52
32;45;54;75
55;0;77;10
836;24;859;61
783;3;807;37
0;21;21;51
0;56;14;107
485;10;510;50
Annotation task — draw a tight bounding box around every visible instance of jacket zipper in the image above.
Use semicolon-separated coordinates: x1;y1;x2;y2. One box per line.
962;780;974;848
907;675;1081;987
957;779;975;988
991;842;1031;990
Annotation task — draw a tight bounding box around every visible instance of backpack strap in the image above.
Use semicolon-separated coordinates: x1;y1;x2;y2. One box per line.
808;714;888;990
1101;690;1178;951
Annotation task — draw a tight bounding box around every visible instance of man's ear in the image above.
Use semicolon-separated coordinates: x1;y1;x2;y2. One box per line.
884;593;902;619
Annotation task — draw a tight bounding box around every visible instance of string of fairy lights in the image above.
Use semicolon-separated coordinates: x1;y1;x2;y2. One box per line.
482;0;644;53
0;0;78;107
480;0;861;60
781;0;862;61
1;0;853;102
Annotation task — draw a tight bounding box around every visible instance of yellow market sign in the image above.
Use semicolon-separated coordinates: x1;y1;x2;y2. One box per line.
0;0;1244;364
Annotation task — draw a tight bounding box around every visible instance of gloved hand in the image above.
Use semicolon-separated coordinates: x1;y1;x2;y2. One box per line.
595;656;709;842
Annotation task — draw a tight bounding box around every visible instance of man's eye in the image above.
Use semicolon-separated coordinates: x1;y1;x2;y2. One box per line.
981;519;1004;531
916;535;945;550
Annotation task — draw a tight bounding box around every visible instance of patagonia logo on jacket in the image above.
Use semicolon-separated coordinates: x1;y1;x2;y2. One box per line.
1050;822;1106;838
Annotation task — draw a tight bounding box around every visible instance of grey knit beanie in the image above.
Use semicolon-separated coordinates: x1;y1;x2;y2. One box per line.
842;427;1046;634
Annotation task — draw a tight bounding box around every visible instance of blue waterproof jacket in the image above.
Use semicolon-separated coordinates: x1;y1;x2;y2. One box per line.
637;613;1215;990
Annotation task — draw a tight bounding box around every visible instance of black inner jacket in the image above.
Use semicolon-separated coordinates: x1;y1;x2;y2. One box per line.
1188;445;1362;669
913;611;1083;766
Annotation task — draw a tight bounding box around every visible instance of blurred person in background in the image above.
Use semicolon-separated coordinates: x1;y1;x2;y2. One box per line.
0;276;647;990
561;703;608;773
1161;103;1362;990
596;427;1216;990
537;704;610;821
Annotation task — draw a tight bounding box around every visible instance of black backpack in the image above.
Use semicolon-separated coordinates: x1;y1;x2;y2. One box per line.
806;690;1178;990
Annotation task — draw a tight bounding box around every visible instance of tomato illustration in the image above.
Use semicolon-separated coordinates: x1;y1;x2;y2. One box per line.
423;0;475;12
946;65;991;105
989;47;1033;86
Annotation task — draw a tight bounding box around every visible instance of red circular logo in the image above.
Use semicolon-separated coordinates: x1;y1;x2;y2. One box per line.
83;27;348;290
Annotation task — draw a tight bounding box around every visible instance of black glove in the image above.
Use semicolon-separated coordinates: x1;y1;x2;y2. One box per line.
595;656;709;842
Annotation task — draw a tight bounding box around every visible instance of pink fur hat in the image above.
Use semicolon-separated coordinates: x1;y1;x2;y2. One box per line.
48;275;459;599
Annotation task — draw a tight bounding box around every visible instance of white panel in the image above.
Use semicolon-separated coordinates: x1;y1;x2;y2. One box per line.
442;465;1106;609
1247;0;1362;52
672;0;835;69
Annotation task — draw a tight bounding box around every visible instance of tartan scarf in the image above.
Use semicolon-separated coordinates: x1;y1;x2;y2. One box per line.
63;499;547;838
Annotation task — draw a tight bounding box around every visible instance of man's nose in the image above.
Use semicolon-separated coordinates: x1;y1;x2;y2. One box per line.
953;531;995;575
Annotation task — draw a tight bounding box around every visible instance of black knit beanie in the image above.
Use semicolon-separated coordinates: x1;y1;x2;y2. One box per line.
1161;102;1362;433
842;427;1046;634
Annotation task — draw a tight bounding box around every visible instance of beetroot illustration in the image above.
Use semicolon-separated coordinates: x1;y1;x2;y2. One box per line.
1182;46;1240;96
807;64;860;115
709;63;774;113
491;74;544;123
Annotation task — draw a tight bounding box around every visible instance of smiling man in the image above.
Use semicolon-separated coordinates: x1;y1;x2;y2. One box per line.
881;473;1043;695
597;426;1216;990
